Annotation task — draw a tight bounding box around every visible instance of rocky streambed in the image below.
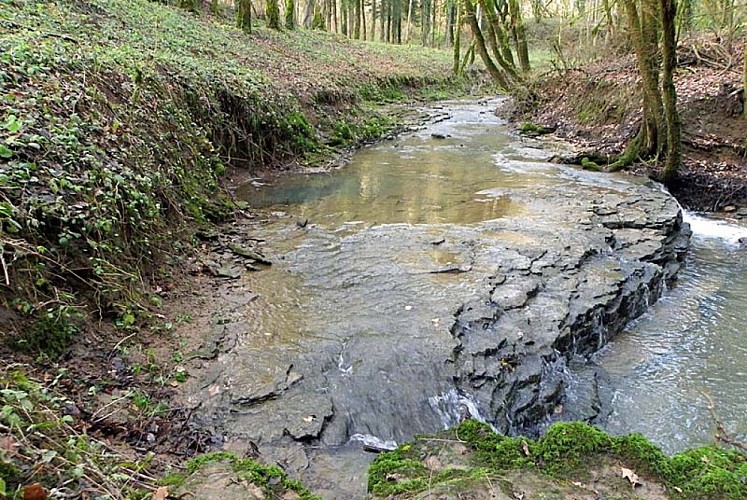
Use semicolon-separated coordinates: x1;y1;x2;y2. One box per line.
178;100;690;497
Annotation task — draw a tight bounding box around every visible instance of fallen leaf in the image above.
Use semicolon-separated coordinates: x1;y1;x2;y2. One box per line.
621;467;642;488
22;483;48;500
572;481;584;487
153;486;169;500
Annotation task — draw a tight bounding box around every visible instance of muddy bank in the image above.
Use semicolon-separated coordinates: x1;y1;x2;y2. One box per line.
172;100;690;497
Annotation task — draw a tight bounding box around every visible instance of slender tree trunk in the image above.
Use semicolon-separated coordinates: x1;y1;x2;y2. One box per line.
422;0;431;45
507;0;530;72
463;0;510;88
342;0;348;35
372;0;377;40
660;0;680;182
237;0;252;32
266;0;281;28
303;0;315;26
478;0;519;80
380;0;386;41
286;0;296;28
362;0;367;39
432;0;438;45
405;0;415;42
446;2;456;46
354;0;361;37
453;1;461;72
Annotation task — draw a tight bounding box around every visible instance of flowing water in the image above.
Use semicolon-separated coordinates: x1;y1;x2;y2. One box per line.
215;99;747;495
592;213;747;453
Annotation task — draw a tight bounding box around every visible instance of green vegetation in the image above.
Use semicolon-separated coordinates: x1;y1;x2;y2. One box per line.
0;0;469;349
162;451;320;499
0;368;153;498
369;420;747;498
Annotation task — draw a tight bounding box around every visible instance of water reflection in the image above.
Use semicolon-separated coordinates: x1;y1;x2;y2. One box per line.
236;104;561;227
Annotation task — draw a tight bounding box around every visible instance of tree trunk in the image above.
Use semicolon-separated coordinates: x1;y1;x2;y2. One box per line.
453;1;461;72
362;0;367;39
660;0;681;182
237;0;253;32
266;0;281;28
303;0;315;27
286;0;296;28
341;0;348;35
463;0;510;88
372;0;377;40
354;0;361;38
380;0;386;41
432;0;438;46
507;0;530;73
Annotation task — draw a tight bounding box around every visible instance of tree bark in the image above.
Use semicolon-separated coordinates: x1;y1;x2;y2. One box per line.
463;0;510;88
286;0;296;28
237;0;253;32
266;0;281;28
660;0;681;182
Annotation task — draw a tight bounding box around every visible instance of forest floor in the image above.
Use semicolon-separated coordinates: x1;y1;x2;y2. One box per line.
507;37;747;213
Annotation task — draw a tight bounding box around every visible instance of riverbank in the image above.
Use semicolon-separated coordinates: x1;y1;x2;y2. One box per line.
505;37;746;213
0;0;480;496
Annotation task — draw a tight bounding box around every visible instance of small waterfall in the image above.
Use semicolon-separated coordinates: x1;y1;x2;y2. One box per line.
683;212;747;243
428;389;496;431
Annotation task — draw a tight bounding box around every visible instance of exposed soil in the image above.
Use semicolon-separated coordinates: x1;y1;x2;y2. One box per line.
506;38;747;213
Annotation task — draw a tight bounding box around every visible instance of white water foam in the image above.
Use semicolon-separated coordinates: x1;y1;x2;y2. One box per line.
348;433;398;451
683;211;747;244
428;389;497;432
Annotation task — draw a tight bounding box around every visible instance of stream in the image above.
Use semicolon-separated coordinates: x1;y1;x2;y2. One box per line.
185;99;744;497
587;214;747;454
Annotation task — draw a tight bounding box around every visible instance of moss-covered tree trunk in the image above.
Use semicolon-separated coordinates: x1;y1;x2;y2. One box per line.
744;36;747;119
507;0;530;73
267;0;281;28
354;0;361;38
286;0;296;28
660;0;681;182
237;0;253;32
463;0;510;88
453;2;461;73
610;0;680;184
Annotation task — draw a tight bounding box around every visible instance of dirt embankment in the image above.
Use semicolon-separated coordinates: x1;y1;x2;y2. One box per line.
507;39;746;213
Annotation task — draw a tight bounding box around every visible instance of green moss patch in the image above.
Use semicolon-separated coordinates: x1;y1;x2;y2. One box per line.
162;451;319;499
369;420;747;499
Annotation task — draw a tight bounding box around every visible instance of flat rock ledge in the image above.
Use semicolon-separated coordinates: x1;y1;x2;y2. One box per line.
451;188;691;435
181;170;690;497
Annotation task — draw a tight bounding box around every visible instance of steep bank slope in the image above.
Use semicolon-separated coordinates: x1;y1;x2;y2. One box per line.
0;0;469;343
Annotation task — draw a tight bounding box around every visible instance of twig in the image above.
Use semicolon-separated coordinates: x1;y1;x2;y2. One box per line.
0;251;9;286
701;390;747;453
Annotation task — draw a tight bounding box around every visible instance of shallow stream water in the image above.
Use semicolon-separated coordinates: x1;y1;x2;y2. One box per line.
591;213;747;453
222;100;747;495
